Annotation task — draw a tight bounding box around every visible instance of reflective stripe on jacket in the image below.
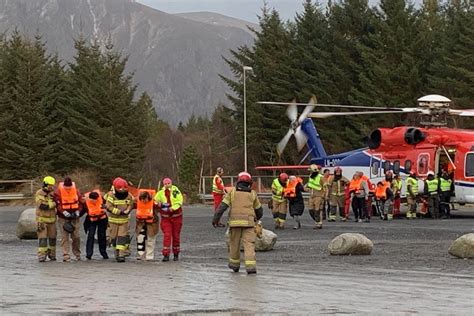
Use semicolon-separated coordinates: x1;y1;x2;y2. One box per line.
271;178;285;202
224;188;261;227
212;175;225;194
105;191;133;224
406;177;418;195
307;174;322;191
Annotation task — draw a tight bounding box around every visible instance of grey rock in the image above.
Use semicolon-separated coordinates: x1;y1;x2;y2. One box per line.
328;233;373;255
16;208;37;239
448;233;474;259
0;0;254;126
226;228;277;252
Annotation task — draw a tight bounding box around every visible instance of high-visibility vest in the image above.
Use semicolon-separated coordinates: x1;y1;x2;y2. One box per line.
58;182;79;210
136;189;156;223
375;181;390;199
406;177;418;195
283;178;302;198
394;179;402;191
154;185;183;216
426;178;439;195
105;191;133;224
440;178;452;192
212;175;225;194
307;174;323;191
271;178;285;202
361;176;375;193
85;190;106;221
349;178;363;193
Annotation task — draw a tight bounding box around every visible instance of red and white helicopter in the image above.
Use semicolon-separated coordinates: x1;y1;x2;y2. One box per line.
258;95;474;204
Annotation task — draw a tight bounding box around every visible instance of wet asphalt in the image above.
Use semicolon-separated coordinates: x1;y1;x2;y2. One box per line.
0;204;473;315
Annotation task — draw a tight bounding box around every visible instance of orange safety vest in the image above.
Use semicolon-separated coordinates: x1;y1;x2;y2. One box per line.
283;177;303;198
375;182;390;199
59;182;79;210
362;176;375;193
85;190;106;221
349;178;363;193
136;189;156;223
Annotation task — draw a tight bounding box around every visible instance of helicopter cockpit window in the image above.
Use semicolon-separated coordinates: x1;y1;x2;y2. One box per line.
405;160;412;173
393;160;400;174
417;154;429;175
383;161;391;174
466;153;474;177
372;160;379;175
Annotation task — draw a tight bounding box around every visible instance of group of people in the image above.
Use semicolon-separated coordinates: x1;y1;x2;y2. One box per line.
35;176;184;263
267;164;454;230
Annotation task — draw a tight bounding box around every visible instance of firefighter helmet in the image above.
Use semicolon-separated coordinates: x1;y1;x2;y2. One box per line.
279;173;289;182
308;164;320;172
237;171;252;183
43;176;55;186
113;177;128;191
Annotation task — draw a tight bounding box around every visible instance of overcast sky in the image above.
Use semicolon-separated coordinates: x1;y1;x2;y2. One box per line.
137;0;302;22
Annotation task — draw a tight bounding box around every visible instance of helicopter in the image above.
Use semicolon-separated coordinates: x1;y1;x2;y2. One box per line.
257;94;474;204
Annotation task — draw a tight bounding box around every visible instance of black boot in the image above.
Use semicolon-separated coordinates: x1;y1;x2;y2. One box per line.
162;255;170;262
116;256;125;262
173;254;179;261
228;263;239;272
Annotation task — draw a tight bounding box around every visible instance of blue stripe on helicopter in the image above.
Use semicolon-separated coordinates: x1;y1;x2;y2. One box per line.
455;181;474;188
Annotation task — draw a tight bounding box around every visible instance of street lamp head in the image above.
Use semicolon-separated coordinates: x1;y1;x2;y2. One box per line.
243;66;253;72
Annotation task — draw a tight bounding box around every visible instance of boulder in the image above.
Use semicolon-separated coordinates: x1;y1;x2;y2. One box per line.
16;208;38;239
226;228;277;252
448;233;474;259
328;233;373;255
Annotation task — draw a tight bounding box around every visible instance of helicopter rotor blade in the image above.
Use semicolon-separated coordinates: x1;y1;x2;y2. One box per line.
298;96;317;123
286;100;298;122
449;109;474;116
294;126;308;152
307;109;422;118
277;129;294;156
258;101;394;110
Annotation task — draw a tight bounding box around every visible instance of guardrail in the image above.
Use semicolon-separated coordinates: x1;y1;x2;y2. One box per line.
0;180;35;200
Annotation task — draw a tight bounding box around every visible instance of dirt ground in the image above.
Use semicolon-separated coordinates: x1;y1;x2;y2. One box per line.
0;204;473;315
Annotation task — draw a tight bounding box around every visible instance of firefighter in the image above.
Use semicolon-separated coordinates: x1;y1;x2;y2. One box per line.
154;178;183;262
212;167;226;227
212;171;263;274
305;164;324;229
284;175;305;229
327;167;349;221
424;171;440;219
135;189;160;260
392;173;403;218
406;170;418;219
322;169;331;220
349;172;369;222
55;177;83;262
35;176;58;262
83;190;108;260
271;173;288;229
439;171;453;219
105;177;134;262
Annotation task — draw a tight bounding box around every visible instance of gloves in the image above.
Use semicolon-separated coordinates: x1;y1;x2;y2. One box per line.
62;211;72;218
120;209;130;216
74;211;80;218
39;203;49;211
161;203;170;212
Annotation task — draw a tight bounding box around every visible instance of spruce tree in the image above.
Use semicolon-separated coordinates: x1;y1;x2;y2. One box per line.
178;145;201;201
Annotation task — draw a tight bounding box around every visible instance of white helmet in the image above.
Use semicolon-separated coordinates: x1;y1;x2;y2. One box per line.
427;171;435;176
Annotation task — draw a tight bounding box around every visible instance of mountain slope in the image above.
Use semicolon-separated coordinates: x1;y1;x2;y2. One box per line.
0;0;254;125
175;11;258;35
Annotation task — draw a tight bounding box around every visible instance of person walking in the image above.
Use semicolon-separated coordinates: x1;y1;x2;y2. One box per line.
154;178;184;262
105;177;134;262
55;177;83;262
271;173;288;229
305;164;324;229
349;172;369;222
406;170;418;219
212;167;226;227
327;167;349;221
35;176;58;262
135;189;160;260
83;190;108;260
424;171;440;219
284;175;305;229
439;171;453;219
212;172;263;274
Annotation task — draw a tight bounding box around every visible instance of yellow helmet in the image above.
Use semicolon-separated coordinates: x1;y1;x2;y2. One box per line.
43;176;55;186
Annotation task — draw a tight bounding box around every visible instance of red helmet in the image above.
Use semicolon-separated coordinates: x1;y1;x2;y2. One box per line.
163;178;172;185
237;171;252;183
113;177;128;191
279;173;289;182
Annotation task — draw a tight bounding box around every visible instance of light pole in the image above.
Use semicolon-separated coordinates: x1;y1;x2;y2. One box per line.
243;65;253;172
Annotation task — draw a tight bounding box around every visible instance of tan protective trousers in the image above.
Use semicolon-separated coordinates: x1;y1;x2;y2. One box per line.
308;190;324;224
329;195;345;219
108;222;130;258
37;222;57;260
58;218;81;260
228;227;256;271
272;199;287;227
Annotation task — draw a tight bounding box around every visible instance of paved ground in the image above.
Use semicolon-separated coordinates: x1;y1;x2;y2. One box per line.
0;204;473;315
